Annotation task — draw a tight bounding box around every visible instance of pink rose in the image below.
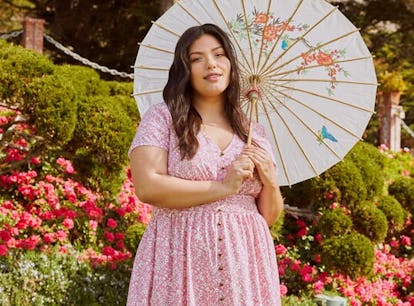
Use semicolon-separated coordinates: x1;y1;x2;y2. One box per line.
62;218;74;229
0;245;8;256
279;283;288;296
56;230;67;242
275;244;287;255
107;218;118;229
104;232;115;242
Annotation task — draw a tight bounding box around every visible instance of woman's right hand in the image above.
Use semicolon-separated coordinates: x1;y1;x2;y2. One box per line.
222;155;255;194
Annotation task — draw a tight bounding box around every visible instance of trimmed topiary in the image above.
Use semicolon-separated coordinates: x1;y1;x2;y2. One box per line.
25;73;78;145
377;195;405;237
322;159;367;207
321;232;374;278
0;40;54;102
388;176;414;215
67;95;136;193
352;201;388;243
316;209;353;239
347;142;386;199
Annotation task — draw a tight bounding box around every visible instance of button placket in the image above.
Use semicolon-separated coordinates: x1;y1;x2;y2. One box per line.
217;208;225;302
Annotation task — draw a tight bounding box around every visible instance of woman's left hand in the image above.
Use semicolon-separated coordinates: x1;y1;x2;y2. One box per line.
242;146;278;188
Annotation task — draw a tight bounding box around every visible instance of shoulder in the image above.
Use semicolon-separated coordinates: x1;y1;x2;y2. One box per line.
141;103;172;125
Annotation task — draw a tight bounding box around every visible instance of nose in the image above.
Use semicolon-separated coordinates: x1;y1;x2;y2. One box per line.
206;55;217;69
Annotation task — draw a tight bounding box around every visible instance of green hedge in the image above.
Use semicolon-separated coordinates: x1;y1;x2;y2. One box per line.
352;201;388;243
377;195;405;237
316;209;353;239
0;249;131;305
321;233;374;278
347;142;386;199
281;142;385;210
0;41;138;194
388;176;414;215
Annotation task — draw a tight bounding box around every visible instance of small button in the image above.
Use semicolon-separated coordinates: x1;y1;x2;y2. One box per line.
217;208;222;212
218;253;222;257
218;266;223;271
220;166;225;170
218;237;223;241
219;297;225;301
219;282;224;287
220;152;224;156
217;222;222;226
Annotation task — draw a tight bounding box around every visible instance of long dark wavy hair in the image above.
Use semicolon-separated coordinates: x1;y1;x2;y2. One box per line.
163;23;248;160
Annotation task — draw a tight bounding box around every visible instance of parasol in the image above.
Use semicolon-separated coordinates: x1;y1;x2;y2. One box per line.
132;0;378;186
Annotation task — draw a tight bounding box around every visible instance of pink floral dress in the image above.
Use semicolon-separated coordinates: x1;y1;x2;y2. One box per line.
127;103;281;306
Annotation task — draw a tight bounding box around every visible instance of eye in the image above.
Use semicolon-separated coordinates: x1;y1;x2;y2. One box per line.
190;57;202;63
215;53;225;57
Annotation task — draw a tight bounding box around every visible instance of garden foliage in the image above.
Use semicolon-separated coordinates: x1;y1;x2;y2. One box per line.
0;40;138;193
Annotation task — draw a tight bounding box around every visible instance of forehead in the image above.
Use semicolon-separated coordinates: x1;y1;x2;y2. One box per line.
188;34;223;54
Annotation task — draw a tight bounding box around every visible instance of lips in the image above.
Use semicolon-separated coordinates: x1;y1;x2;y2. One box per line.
204;73;222;81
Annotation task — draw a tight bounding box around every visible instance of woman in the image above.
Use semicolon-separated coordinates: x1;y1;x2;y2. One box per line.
127;24;283;305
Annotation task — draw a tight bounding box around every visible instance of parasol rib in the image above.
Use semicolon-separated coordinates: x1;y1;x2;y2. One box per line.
262;86;343;160
176;1;203;25
138;43;174;55
211;0;254;72
275;78;378;86
263;83;363;140
255;0;273;72
241;0;257;73
151;21;181;37
133;65;169;71
257;96;291;186
275;84;374;113
257;0;304;76
259;5;337;76
263;29;360;77
260;90;320;178
268;56;374;79
132;89;163;96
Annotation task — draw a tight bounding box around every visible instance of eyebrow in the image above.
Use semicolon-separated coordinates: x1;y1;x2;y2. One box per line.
189;46;224;56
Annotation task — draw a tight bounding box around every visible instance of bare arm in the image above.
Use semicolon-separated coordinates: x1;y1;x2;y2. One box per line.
130;146;254;208
243;146;284;226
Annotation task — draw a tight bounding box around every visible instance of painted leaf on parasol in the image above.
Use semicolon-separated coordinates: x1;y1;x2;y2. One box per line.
133;0;378;186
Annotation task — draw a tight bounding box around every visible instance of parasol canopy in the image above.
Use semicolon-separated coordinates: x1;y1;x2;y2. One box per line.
133;0;378;186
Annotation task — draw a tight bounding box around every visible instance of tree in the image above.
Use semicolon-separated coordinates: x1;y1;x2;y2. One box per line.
1;0;164;77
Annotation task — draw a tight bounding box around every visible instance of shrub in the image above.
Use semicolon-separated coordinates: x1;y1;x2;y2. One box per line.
388;176;414;215
124;223;147;255
322;159;367;206
347;142;386;199
67;95;136;193
269;210;285;240
316;209;353;239
0;41;54;102
25;73;78;145
377;195;405;237
321;233;374;278
0;41;138;195
352;201;388;243
0;249;131;305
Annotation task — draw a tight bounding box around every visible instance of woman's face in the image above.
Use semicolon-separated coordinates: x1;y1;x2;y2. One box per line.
188;34;231;101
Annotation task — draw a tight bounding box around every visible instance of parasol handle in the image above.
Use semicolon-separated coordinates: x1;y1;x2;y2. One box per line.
246;90;260;146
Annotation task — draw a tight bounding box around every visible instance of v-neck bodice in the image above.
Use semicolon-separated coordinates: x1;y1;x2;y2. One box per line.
199;131;236;154
129;103;277;199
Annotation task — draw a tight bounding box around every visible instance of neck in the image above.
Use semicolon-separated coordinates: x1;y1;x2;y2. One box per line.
193;96;227;123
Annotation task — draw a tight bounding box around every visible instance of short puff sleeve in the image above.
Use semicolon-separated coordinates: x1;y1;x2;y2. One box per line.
128;103;172;157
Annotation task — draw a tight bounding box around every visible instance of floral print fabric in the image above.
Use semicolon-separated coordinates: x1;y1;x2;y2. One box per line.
127;103;281;305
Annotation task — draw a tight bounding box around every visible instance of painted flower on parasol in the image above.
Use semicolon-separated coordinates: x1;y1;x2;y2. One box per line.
132;0;378;186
